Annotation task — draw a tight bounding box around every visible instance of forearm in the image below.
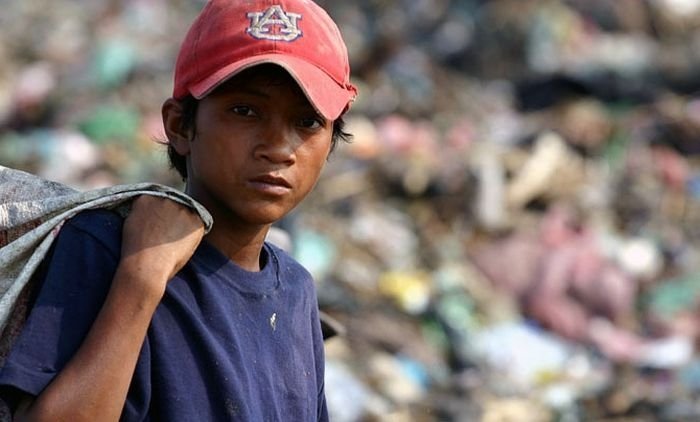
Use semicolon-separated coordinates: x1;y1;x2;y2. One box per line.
15;264;165;422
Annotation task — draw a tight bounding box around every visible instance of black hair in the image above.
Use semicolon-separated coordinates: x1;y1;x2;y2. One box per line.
167;95;353;181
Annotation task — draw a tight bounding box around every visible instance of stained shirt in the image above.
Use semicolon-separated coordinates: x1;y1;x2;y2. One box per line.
0;209;328;421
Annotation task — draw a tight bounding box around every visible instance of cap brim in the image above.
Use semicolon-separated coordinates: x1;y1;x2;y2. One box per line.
189;54;355;121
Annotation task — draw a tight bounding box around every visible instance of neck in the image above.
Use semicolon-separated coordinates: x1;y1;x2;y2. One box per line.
184;182;271;271
205;225;269;272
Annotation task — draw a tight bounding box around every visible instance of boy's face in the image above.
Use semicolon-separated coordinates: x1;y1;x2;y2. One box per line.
182;65;333;227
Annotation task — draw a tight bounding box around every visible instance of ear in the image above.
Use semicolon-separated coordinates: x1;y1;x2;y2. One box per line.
162;98;192;156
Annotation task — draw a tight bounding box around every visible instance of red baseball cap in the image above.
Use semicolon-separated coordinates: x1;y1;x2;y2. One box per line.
173;0;357;120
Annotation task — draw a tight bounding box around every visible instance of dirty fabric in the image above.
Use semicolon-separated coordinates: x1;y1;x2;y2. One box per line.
0;164;212;342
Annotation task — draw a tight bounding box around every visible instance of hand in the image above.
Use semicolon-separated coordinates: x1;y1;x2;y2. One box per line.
119;195;205;297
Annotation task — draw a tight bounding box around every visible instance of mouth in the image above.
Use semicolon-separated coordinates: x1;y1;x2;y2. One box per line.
248;173;292;194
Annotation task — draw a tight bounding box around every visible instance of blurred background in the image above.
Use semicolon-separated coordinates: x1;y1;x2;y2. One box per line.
3;0;700;420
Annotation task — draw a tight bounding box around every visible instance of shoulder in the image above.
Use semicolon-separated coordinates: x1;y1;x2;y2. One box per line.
266;242;306;272
266;242;315;287
66;209;124;238
61;208;123;253
66;208;123;236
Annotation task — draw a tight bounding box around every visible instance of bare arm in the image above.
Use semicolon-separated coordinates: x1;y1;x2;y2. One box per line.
14;196;205;422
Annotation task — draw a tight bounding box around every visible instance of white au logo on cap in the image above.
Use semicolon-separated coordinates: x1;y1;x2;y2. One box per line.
247;5;302;42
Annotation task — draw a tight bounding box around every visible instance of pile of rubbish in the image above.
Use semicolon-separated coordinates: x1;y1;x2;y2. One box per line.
4;0;700;420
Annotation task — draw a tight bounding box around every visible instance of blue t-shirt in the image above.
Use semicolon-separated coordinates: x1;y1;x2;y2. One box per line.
0;209;328;421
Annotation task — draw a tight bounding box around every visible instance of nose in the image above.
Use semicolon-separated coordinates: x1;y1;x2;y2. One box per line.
255;123;297;165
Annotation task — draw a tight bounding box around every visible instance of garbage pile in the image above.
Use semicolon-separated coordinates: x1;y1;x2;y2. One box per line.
4;0;700;420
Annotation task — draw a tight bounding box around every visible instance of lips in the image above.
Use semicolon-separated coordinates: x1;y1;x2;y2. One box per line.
250;174;292;188
248;174;292;195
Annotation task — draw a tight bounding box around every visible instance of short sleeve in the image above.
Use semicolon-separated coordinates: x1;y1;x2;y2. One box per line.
0;209;122;402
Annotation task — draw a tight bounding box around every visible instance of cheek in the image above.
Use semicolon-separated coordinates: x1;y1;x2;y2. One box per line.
296;141;331;193
302;138;331;172
188;138;228;183
192;125;248;165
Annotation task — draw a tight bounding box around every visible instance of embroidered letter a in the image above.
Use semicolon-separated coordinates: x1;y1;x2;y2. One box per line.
247;5;302;42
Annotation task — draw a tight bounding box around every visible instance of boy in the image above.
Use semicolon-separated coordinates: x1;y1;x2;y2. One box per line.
0;0;357;420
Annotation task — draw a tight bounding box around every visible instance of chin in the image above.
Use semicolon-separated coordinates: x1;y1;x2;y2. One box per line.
243;207;292;226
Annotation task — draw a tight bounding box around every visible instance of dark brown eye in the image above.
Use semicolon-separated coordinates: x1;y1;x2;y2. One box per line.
230;105;256;117
298;117;324;129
